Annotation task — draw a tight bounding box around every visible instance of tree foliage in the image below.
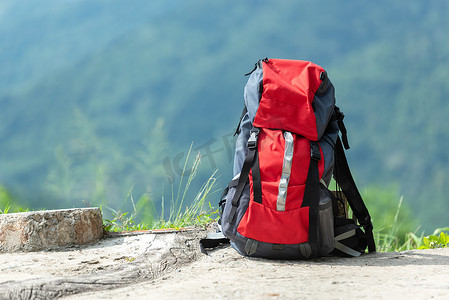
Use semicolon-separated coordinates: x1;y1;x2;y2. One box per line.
0;0;448;231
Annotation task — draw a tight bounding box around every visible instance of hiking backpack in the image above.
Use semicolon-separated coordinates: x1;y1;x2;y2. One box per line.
203;58;375;259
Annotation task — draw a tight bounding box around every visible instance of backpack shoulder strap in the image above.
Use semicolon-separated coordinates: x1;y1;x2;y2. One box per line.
333;136;376;253
228;127;261;223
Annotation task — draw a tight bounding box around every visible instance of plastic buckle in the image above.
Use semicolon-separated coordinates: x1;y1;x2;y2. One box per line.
310;142;321;161
247;129;259;149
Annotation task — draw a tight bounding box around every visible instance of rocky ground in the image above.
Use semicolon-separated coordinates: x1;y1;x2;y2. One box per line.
1;230;448;299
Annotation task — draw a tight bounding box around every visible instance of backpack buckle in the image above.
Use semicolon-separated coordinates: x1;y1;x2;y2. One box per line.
310;142;321;161
247;128;260;149
334;106;350;150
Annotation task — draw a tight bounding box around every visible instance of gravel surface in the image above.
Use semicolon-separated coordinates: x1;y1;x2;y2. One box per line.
1;231;448;299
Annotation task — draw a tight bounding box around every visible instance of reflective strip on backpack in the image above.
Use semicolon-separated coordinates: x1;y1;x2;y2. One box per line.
277;131;294;211
334;229;362;257
334;241;362;257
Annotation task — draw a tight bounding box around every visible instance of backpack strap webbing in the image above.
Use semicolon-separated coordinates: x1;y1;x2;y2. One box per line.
251;149;263;204
228;127;260;223
300;141;322;258
201;130;260;252
333;136;376;253
332;106;350;150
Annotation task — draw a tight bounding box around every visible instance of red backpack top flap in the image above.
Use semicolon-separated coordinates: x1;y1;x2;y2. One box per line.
253;59;325;141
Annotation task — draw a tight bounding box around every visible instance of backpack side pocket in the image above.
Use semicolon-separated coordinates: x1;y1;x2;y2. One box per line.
317;184;335;256
220;175;251;240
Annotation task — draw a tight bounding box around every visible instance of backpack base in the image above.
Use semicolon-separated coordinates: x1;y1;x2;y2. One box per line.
230;232;314;260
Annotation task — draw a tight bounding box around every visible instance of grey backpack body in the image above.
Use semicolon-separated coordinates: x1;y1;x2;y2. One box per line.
203;58;375;259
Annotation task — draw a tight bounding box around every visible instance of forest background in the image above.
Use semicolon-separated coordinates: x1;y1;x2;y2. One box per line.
1;0;448;235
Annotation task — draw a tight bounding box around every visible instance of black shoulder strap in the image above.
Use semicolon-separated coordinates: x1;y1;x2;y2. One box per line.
332;106;350;150
333;136;376;253
228;127;260;223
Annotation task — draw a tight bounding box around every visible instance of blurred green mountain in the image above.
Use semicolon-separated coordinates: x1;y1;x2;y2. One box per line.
0;0;448;232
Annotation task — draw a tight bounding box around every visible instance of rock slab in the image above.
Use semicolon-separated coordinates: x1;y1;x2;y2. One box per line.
0;230;206;299
0;208;103;252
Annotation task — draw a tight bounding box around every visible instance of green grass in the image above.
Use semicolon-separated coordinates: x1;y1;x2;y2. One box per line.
0;185;28;214
374;227;449;252
1;146;219;232
102;147;219;232
0;204;30;214
372;196;449;251
2;169;448;252
418;228;449;249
